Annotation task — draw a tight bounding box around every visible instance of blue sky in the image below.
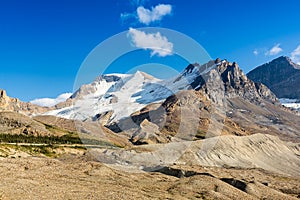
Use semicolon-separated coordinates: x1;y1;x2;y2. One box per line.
0;0;300;102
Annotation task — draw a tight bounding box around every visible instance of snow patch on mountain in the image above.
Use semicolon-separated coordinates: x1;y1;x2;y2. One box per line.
44;60;221;124
279;98;300;111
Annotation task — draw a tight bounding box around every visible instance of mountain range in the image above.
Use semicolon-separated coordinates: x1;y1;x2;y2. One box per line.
42;58;299;144
0;57;300;199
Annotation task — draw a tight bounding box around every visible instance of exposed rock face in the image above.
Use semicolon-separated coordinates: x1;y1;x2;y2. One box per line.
103;59;299;144
0;112;55;136
53;98;73;109
71;74;124;100
192;59;278;104
0;89;14;109
0;90;9;106
106;90;216;144
130;119;167;145
92;111;114;126
247;56;300;99
71;84;97;100
0;89;51;115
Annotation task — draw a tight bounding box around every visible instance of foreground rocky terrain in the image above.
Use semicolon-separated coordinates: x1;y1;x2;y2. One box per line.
0;128;299;199
0;152;299;200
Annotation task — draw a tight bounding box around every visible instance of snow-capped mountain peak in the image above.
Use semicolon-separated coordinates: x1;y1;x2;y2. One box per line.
45;70;170;122
44;60;222;122
45;58;278;124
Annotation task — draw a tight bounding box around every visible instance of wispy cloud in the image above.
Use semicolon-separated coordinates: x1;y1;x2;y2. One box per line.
30;93;72;107
137;4;172;25
291;45;300;65
253;49;259;56
265;44;283;56
127;28;173;57
128;0;148;7
120;12;136;24
121;4;172;25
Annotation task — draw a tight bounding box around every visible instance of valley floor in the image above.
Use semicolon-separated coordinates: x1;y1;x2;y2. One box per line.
0;152;299;200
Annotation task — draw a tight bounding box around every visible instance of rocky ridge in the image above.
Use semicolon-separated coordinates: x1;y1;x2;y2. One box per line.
105;59;299;145
247;56;300;99
0;89;52;115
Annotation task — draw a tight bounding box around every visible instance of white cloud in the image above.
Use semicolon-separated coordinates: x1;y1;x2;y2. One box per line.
30;93;72;107
137;4;172;25
120;3;172;25
253;49;259;56
265;44;283;56
127;28;173;57
291;45;300;65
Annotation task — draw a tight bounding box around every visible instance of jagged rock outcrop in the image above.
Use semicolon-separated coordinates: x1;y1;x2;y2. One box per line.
71;74;124;100
130;119;168;145
106;90;217;144
104;59;299;144
247;56;300;99
190;59;279;104
0;89;51;115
